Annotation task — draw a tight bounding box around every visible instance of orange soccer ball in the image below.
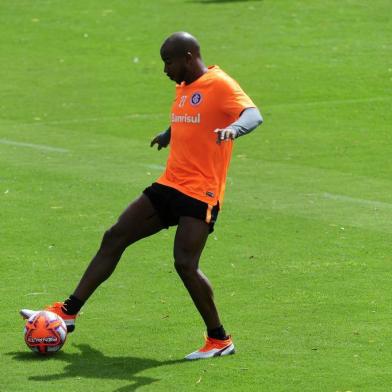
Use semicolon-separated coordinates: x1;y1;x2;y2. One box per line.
24;310;67;354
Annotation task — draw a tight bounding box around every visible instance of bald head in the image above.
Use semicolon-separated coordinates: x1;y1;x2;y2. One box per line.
160;32;207;85
160;32;201;59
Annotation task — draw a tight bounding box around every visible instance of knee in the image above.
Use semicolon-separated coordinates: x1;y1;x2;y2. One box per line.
174;252;197;279
100;225;125;254
102;226;116;245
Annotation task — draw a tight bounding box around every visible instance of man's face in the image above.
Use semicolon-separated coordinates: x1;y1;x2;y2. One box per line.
160;46;189;84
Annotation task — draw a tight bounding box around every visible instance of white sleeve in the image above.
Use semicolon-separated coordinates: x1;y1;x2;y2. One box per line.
229;107;263;138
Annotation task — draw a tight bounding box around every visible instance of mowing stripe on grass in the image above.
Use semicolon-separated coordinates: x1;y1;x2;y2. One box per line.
268;95;391;109
6;97;389;128
0;139;69;153
323;192;392;209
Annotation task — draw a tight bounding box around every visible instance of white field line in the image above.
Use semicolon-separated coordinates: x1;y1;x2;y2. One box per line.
18;113;167;126
0;139;69;153
25;292;47;296
323;192;392;209
45;113;167;125
143;163;165;171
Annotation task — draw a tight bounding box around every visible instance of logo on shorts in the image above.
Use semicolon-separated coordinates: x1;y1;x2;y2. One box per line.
206;191;214;198
190;92;202;106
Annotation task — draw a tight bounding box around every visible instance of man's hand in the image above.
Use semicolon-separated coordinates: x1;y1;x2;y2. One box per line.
214;127;238;144
150;129;171;150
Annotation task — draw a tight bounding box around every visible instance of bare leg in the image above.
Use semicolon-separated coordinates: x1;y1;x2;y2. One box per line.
173;216;222;330
73;194;164;302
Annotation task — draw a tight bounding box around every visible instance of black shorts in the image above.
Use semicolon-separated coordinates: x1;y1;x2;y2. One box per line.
143;183;219;233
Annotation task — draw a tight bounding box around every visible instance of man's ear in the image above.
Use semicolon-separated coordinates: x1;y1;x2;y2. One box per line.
185;51;193;63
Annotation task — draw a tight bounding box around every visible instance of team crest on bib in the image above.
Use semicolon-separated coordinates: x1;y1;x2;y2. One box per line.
190;92;202;106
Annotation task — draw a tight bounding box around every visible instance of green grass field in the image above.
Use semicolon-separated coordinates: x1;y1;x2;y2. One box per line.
1;0;392;391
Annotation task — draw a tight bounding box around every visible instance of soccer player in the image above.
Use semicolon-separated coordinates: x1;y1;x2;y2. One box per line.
21;32;263;360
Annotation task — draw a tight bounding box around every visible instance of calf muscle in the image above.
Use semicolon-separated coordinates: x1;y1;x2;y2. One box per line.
73;194;164;302
174;217;222;330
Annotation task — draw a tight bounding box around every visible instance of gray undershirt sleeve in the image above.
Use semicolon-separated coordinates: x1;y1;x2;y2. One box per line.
229;107;263;138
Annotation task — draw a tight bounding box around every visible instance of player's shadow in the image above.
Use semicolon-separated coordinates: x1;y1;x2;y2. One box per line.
8;343;185;391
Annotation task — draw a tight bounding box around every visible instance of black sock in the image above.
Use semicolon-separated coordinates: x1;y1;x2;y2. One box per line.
207;325;228;340
62;295;84;315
